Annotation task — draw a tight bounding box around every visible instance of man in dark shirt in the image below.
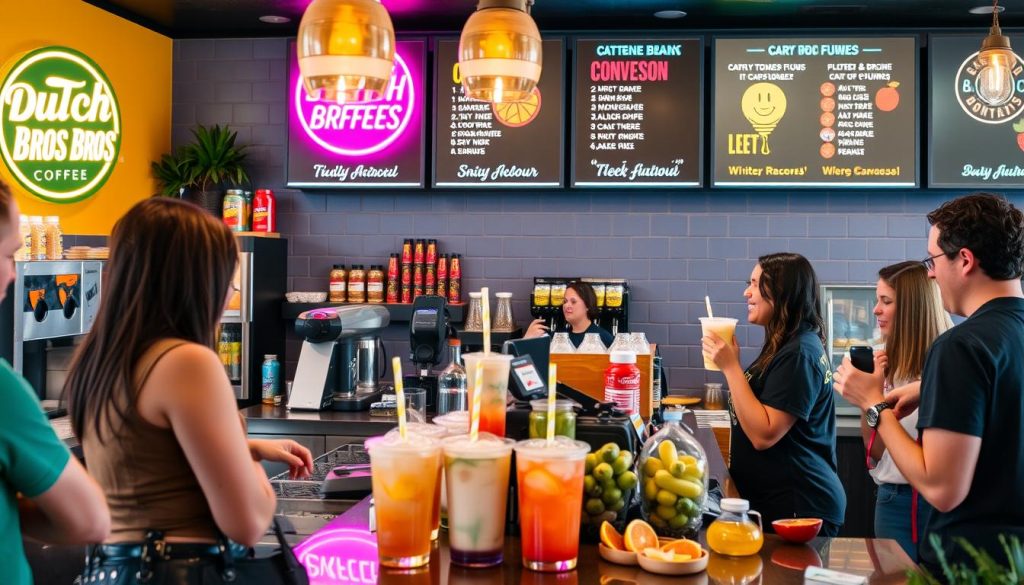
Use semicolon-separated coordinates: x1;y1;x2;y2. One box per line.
836;193;1024;571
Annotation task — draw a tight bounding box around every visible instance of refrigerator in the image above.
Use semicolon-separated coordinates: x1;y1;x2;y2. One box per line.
821;284;878;417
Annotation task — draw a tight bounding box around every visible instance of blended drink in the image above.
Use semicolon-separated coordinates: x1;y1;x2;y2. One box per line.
387;422;448;541
366;433;441;568
442;433;515;567
514;437;591;572
462;352;513;437
699;317;738;371
433;410;469;436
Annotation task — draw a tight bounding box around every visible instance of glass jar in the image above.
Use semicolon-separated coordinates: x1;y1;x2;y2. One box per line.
44;216;62;260
576;332;607;354
704;383;725;410
631;332;651;355
463;292;483;331
329;265;347;302
493;292;515;332
707;498;764;557
347;265;366;303
29;216;46;260
528;399;577;439
637;408;709;537
591;282;606;307
533;281;551;306
549;332;575;354
549;281;567;307
608;333;633;353
367;265;385;303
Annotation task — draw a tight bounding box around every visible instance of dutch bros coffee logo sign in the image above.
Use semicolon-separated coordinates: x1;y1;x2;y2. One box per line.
294;54;415;157
0;47;121;203
955;50;1024;124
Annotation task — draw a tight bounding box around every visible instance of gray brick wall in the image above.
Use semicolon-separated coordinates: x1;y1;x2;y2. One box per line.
173;38;1021;389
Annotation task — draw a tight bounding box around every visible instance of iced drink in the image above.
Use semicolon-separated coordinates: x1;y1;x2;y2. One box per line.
442;433;515;567
462;352;513;437
365;433;441;568
433;410;470;436
387;422;448;541
514;437;591;572
699;317;738;371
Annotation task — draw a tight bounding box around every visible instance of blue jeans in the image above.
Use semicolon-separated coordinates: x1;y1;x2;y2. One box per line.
875;482;933;562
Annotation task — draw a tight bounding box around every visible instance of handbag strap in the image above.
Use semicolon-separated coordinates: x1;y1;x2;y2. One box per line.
217;517;303;584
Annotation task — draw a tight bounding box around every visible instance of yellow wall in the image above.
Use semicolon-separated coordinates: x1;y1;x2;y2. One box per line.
0;0;171;235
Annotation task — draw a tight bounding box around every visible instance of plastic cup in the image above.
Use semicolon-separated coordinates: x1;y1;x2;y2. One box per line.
442;433;515;567
700;317;738;371
462;352;513;437
386;423;448;541
514;437;591;572
433;410;470;436
365;434;441;568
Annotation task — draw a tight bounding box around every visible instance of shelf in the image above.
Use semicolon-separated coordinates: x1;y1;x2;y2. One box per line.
281;302;464;323
456;328;524;350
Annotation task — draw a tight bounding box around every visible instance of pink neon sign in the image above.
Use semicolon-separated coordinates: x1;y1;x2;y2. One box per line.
295;528;379;585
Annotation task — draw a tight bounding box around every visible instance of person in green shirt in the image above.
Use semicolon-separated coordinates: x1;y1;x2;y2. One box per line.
0;181;110;584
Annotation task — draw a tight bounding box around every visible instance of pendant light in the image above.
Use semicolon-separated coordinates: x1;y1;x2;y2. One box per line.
458;0;543;103
297;0;395;103
977;0;1017;107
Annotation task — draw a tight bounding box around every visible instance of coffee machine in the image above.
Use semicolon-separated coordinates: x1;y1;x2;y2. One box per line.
407;295;450;412
287;305;390;411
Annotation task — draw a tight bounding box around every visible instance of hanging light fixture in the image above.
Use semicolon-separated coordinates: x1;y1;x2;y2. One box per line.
976;0;1017;107
458;0;543;103
297;0;395;103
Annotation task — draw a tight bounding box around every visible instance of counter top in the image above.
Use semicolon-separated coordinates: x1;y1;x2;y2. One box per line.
243;403;400;437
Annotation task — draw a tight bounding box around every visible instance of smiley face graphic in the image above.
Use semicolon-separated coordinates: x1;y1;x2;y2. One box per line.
740;82;788;154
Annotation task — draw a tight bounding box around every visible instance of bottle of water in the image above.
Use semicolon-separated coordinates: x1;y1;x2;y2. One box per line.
436;339;467;415
261;354;280;405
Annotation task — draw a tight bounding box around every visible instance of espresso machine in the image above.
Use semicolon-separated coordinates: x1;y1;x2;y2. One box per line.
407;295;450;412
287;305;390;411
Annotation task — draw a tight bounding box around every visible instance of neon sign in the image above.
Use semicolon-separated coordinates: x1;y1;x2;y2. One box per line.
0;46;121;203
294;528;380;585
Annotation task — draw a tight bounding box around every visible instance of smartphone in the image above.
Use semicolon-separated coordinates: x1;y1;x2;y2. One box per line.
849;346;875;373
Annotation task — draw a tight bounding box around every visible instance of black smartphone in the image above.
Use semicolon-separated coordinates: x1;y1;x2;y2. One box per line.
849;346;875;373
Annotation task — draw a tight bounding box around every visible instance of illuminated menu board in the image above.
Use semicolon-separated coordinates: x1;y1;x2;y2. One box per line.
571;38;703;187
286;40;426;188
930;35;1024;187
713;37;917;187
433;39;564;187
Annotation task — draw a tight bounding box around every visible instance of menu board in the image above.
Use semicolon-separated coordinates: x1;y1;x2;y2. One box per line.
286;40;426;188
930;35;1024;187
433;39;564;187
571;38;703;187
713;38;917;187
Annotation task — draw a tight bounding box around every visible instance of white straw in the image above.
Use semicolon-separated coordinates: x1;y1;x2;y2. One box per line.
704;295;714;319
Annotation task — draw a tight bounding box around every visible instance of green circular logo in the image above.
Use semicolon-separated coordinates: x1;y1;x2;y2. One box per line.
0;46;121;203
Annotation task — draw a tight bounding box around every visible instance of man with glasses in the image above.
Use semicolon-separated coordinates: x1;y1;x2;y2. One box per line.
836;192;1024;571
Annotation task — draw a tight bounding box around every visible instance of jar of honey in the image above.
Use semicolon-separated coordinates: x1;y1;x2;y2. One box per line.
707;498;763;557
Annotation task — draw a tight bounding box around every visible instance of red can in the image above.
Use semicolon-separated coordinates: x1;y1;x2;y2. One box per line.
387;254;399;278
414;239;425;264
401;284;412;304
426;239;437;265
604;352;641;415
448;254;461;304
437;254;448;300
401;263;412;286
401;239;413;264
252;189;276;232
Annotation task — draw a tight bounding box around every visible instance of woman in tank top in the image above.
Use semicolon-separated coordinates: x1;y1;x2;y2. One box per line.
65;198;312;548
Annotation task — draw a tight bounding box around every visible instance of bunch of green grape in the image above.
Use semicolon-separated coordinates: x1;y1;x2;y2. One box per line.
581;442;639;525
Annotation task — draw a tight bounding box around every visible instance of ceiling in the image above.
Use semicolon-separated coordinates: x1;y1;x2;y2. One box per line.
85;0;1019;38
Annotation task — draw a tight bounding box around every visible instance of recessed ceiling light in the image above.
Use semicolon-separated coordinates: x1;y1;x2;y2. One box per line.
259;15;291;24
969;5;1004;15
654;9;687;19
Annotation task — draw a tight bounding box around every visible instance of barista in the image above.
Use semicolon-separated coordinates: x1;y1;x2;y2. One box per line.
525;280;614;348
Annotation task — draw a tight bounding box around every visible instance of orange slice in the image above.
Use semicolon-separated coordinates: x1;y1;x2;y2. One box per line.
623;519;659;553
492;87;542;128
600;521;626;551
660;538;703;558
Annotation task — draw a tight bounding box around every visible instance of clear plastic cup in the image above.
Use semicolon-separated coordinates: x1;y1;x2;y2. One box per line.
433;410;470;436
365;433;441;568
442;433;515;567
386;422;448;541
462;352;513;437
699;317;738;371
514;437;591;572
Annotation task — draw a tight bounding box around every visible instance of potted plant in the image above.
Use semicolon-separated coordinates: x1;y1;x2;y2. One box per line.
150;148;195;198
150;124;250;215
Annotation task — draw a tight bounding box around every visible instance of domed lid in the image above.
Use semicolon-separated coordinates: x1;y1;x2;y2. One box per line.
609;350;637;364
663;408;684;422
721;498;750;513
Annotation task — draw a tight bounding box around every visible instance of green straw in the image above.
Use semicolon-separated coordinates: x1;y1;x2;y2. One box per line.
546;363;558;445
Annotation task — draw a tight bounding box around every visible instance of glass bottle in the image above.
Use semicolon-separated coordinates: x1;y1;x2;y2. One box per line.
549;332;576;354
577;332;608;354
367;265;385;303
637;408;709;537
493;292;515;331
348;264;366;303
436;338;468;415
608;332;633;353
707;498;764;557
631;332;651;355
463;291;483;331
45;216;63;260
15;215;30;261
528;399;577;439
29;216;46;260
329;265;347;303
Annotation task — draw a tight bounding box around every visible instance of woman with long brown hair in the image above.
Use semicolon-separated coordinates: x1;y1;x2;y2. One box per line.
703;253;846;535
65;198;311;577
856;261;951;560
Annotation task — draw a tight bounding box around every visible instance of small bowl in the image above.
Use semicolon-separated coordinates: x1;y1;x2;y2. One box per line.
772;518;823;543
286;291;328;303
599;543;639;566
637;549;709;576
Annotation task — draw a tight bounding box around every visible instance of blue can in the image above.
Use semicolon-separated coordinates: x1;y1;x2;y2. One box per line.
261;354;280;405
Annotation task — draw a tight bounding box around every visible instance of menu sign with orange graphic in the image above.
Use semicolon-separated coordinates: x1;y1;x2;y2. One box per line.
571;38;702;187
929;35;1024;187
713;37;917;187
432;38;564;187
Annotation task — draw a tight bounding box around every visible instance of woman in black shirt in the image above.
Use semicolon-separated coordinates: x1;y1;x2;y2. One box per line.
525;280;614;348
703;253;846;535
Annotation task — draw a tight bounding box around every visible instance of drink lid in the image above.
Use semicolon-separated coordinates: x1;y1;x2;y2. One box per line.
432;411;470;434
663;408;684;421
366;431;440;456
513;436;591;460
609;351;637;364
386;421;448;439
530;398;578;412
264;354;277;360
721;498;750;513
442;433;514;458
495;292;512;298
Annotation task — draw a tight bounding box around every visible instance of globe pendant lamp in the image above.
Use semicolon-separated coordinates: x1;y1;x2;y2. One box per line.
977;0;1017;107
297;0;395;103
458;0;542;103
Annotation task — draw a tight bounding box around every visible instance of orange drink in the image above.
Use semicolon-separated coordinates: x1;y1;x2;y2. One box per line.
366;434;441;568
463;352;513;437
386;422;449;541
514;437;591;572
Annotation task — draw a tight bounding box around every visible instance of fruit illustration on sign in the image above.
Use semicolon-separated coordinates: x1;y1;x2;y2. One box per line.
492;87;541;128
875;81;900;112
1013;119;1024;152
741;82;787;155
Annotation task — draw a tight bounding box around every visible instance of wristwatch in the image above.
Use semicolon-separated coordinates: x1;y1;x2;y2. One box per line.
866;402;892;428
